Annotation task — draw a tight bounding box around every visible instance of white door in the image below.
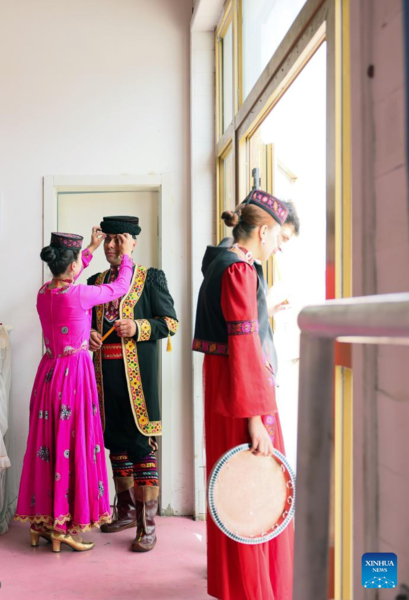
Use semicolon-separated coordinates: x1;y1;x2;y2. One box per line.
58;190;159;279
57;189;159;501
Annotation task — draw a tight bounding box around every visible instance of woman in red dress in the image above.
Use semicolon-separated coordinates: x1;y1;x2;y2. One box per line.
193;190;294;600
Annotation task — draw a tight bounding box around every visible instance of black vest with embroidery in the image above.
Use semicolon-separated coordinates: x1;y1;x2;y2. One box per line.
192;246;277;373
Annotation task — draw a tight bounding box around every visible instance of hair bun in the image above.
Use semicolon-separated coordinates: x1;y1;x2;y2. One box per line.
40;245;60;264
221;210;239;228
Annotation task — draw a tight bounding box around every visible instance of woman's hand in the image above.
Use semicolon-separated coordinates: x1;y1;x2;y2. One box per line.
248;416;274;457
88;226;106;253
117;233;134;257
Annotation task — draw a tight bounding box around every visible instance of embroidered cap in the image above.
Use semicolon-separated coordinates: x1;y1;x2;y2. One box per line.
50;232;83;250
243;190;289;226
100;216;142;237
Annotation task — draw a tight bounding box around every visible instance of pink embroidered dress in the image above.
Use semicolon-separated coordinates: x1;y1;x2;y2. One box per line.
15;249;133;533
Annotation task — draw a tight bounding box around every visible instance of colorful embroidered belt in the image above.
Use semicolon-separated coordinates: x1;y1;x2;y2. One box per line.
192;338;228;355
102;343;123;360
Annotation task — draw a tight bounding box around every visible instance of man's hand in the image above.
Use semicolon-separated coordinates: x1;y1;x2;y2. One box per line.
114;319;137;338
89;330;102;351
268;299;292;317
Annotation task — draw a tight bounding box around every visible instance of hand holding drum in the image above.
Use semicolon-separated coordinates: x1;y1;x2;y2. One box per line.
208;444;295;545
248;416;274;457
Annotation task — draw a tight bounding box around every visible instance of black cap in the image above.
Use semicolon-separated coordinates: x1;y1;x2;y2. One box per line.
100;216;141;237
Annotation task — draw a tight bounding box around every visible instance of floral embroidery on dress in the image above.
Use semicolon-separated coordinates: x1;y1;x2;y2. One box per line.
93;445;101;463
39;410;43;419
98;481;104;498
30;493;35;507
37;447;50;462
92;403;98;416
65;368;69;377
64;450;70;459
72;430;76;438
44;411;49;420
55;473;61;481
65;489;69;500
45;368;54;383
61;327;69;334
262;414;276;443
60;404;72;420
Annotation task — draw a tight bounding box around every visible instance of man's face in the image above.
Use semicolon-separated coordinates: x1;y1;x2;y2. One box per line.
104;234;136;266
277;223;296;252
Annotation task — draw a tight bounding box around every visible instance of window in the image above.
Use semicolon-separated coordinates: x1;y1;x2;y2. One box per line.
214;1;354;594
216;5;233;139
218;146;234;240
241;0;308;101
222;23;233;133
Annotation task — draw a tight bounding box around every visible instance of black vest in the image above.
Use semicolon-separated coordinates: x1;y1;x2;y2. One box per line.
192;245;278;374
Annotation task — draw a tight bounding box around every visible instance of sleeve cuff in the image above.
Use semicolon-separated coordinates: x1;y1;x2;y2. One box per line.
135;319;151;342
163;317;179;335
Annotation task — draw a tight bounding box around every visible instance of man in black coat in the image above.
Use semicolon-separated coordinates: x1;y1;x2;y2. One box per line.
88;216;178;552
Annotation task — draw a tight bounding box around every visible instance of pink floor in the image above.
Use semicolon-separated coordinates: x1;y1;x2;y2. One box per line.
0;518;208;600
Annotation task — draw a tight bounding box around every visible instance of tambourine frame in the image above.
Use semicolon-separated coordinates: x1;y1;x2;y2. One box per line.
208;443;296;545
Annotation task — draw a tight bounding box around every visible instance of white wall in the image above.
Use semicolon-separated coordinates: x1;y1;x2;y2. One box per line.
0;0;193;515
190;28;216;518
351;0;409;596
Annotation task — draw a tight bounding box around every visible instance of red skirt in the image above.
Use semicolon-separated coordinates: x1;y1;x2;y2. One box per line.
204;355;294;600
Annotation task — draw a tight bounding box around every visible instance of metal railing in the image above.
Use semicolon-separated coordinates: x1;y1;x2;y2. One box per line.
293;292;409;600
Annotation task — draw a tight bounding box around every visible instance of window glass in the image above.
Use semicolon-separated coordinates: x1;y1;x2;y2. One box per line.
242;0;308;101
222;22;233;133
249;43;327;472
221;150;234;239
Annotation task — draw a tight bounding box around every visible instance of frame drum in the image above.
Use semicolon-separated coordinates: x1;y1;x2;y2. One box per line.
208;444;295;545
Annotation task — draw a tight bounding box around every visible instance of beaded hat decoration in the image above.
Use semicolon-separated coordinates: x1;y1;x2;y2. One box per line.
100;215;142;237
50;232;83;250
244;190;289;226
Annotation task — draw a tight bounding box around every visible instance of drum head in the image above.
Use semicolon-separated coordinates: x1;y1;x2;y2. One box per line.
208;444;295;545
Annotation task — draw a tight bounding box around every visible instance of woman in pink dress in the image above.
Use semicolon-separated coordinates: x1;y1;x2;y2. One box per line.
15;228;134;552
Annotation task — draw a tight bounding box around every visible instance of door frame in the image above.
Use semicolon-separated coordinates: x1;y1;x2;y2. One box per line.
43;173;174;511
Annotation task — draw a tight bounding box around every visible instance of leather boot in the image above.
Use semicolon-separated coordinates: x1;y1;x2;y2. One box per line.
131;485;159;552
101;476;136;533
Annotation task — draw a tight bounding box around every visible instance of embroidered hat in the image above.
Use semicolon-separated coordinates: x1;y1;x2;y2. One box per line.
244;190;289;226
100;216;142;237
50;232;83;250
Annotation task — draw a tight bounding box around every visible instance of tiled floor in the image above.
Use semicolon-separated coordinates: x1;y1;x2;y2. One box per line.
0;517;208;600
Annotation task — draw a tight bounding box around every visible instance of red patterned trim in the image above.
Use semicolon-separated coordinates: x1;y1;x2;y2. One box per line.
192;338;228;355
102;343;123;360
226;320;259;335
